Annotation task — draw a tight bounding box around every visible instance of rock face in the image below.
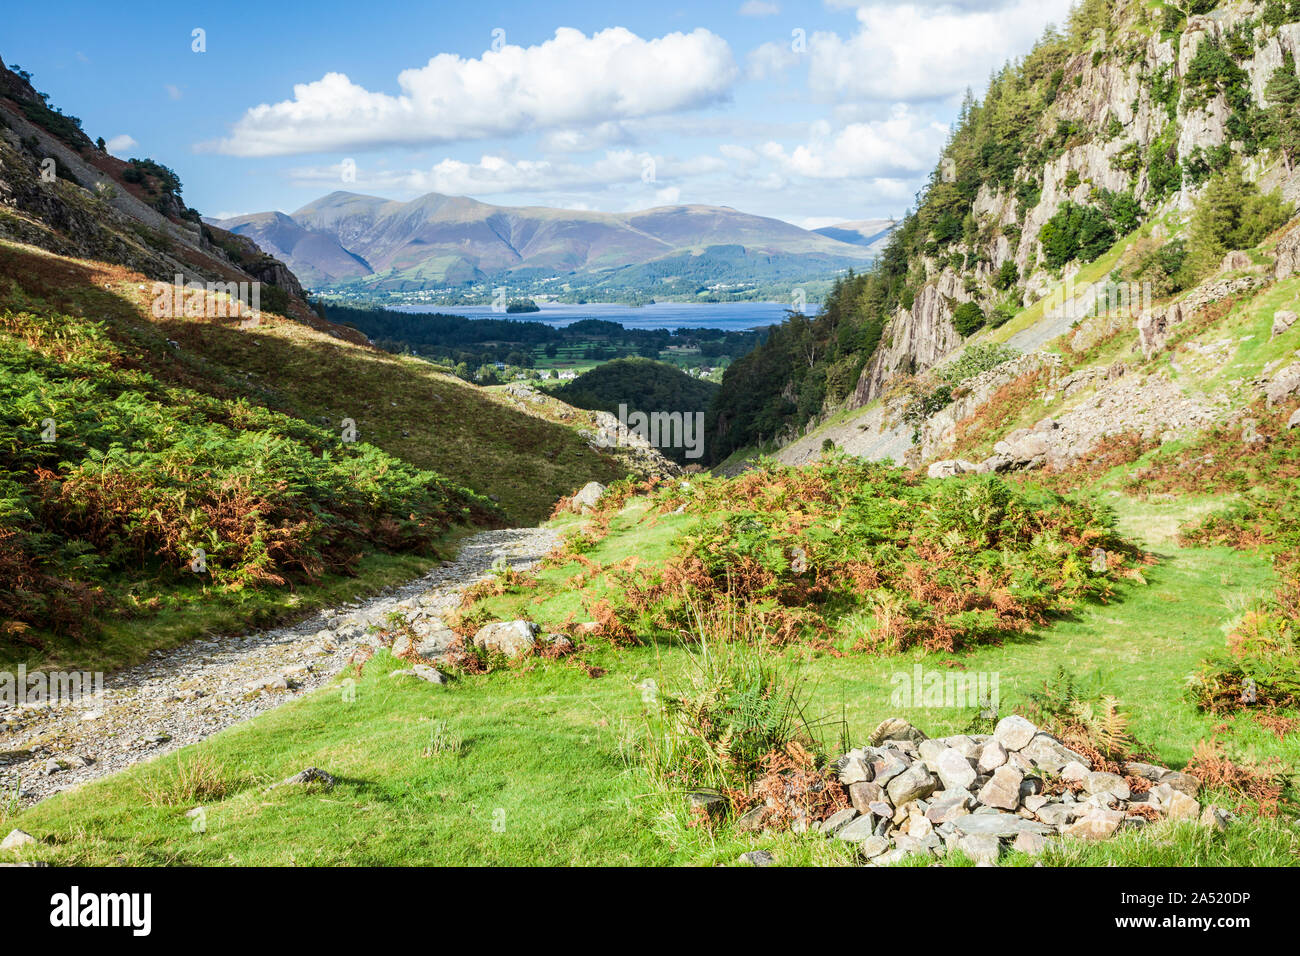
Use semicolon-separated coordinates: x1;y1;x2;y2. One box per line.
472;620;539;657
749;714;1209;866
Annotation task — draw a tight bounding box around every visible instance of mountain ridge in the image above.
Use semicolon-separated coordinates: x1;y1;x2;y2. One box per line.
216;189;876;291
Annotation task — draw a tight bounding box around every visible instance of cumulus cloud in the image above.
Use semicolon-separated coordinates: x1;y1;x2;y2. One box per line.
105;134;137;155
210;27;738;157
808;0;1074;103
761;106;948;180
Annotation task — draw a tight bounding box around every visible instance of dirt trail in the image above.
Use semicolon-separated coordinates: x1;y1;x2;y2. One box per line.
0;526;559;807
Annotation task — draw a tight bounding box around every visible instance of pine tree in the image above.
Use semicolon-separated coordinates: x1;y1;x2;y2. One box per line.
1264;54;1300;172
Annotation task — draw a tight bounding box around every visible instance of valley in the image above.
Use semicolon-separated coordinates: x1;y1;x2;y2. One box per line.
2;0;1299;885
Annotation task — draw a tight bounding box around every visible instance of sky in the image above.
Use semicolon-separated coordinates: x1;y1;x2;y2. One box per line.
4;0;1076;227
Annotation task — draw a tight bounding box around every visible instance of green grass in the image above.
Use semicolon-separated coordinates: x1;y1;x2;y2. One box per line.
7;494;1296;866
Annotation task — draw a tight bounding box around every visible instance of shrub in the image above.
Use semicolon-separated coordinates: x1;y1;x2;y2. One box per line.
934;343;1022;387
599;460;1136;655
952;301;986;336
0;305;496;643
1039;202;1116;269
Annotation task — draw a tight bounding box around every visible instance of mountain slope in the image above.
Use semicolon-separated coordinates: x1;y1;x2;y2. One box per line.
217;190;875;291
0;57;676;669
709;0;1300;465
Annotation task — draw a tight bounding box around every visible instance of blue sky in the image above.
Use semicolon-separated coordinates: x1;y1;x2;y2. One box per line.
5;0;1074;226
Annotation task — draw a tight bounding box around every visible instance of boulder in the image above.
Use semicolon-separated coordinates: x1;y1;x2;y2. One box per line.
1083;771;1131;801
1160;771;1201;797
934;748;978;791
820;808;858;837
1065;808;1124;841
1035;803;1075;828
858;835;891;859
739;850;774;867
951;813;1050;839
570;482;607;514
389;664;447;684
977;740;1008;773
886;765;938;806
992;715;1037;751
686;792;726;818
1266;363;1300;409
1161;789;1201;821
836;752;873;785
848;781;885;814
927;459;979;479
835;814;880;844
1;829;36;851
926;791;973;825
1012;830;1048;855
977;765;1023;811
958;833;1001;864
1290;408;1300;430
472;620;539;658
1272;310;1297;338
1019;733;1091;774
870;753;910;788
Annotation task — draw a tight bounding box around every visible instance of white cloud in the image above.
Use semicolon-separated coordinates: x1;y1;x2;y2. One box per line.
165;84;183;101
105;134;137;156
762;106;948;180
808;0;1074;103
745;40;802;81
289;149;728;197
210;27;737;157
739;0;780;16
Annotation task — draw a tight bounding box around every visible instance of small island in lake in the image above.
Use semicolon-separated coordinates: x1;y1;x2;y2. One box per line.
505;298;541;314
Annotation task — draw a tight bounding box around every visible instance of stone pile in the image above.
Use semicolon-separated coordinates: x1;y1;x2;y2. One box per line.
773;716;1219;866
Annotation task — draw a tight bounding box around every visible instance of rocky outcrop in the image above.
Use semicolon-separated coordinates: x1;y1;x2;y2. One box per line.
0;56;312;319
917;352;1060;461
1276;220;1300;280
853;278;967;404
741;715;1219;866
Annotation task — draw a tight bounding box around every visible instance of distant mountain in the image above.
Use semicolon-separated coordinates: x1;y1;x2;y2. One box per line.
812;219;899;255
215;191;876;292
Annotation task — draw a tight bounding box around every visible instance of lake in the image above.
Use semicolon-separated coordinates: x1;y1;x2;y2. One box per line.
393;301;798;331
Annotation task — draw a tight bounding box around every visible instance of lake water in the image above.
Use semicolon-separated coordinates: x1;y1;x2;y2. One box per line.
393;301;798;331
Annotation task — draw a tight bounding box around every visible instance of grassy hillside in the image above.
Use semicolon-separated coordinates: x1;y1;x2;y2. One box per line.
6;475;1296;866
0;239;641;667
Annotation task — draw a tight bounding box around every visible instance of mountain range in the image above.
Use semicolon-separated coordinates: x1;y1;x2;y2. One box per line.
214;191;881;292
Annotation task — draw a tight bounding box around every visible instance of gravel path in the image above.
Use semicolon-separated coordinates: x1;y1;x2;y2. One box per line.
0;526;559;808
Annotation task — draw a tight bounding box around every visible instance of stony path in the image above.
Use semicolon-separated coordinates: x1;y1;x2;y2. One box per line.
0;526;560;808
